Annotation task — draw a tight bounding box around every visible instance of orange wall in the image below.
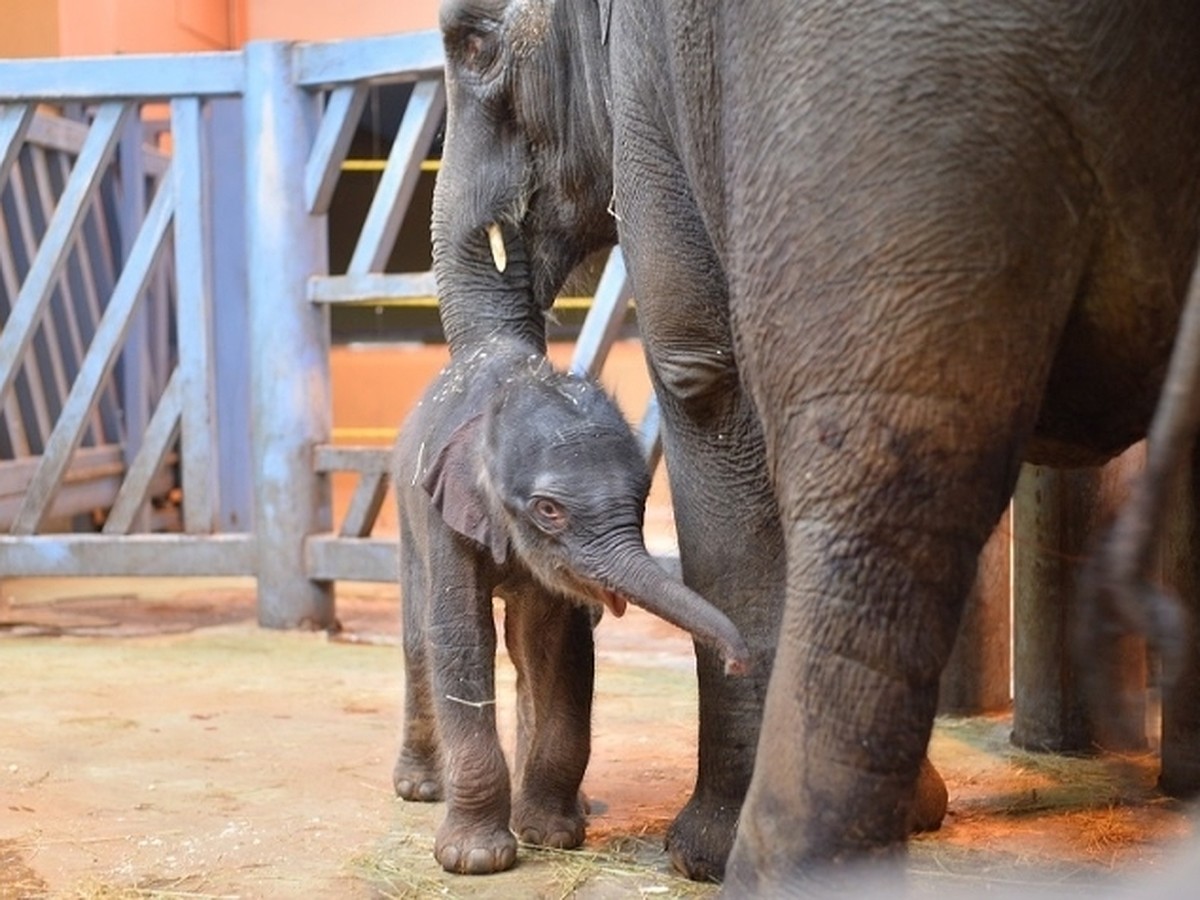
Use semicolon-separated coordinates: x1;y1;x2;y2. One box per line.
2;0;439;59
58;0;234;55
0;0;60;57
242;0;438;41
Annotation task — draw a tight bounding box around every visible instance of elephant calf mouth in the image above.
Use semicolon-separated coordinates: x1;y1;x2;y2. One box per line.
600;590;628;618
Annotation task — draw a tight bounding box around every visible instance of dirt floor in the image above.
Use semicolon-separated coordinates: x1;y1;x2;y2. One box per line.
1;576;1196;900
2;342;1197;897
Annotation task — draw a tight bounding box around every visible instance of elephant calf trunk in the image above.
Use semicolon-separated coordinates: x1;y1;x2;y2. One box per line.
616;556;751;677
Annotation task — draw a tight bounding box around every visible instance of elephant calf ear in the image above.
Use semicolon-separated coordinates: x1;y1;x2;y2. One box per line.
421;415;509;566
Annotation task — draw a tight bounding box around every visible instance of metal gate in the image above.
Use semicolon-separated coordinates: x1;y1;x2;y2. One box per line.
0;32;651;628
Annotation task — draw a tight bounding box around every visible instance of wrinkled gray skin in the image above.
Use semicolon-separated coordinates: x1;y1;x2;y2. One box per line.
392;335;749;875
430;0;1200;893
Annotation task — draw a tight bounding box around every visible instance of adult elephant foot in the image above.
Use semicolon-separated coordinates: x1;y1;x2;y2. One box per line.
909;756;948;832
665;788;741;882
434;815;518;874
667;756;946;882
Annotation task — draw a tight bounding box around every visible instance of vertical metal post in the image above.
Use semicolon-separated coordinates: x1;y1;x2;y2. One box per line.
243;40;334;629
117;108;150;532
1012;453;1148;753
1011;464;1098;752
939;507;1012;716
208;97;253;533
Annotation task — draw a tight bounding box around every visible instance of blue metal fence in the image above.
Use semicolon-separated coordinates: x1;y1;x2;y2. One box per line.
0;33;644;628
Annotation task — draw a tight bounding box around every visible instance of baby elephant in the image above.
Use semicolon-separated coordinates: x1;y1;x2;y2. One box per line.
392;336;749;875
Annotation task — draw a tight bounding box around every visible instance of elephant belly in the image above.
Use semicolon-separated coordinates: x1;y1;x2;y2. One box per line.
1028;272;1186;468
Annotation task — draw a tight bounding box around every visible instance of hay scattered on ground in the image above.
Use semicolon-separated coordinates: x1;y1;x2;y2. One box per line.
354;833;718;899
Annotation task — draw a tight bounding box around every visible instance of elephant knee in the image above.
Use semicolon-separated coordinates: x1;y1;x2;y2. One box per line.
652;345;739;417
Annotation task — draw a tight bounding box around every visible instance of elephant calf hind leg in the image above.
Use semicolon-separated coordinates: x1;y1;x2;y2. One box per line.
506;600;593;852
393;746;443;802
512;792;587;849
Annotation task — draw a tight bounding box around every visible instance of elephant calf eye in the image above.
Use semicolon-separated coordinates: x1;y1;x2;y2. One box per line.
530;497;568;533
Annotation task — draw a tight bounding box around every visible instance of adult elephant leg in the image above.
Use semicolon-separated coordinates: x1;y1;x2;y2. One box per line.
712;6;1094;888
718;241;1076;894
653;357;784;882
616;167;784;880
723;362;1045;892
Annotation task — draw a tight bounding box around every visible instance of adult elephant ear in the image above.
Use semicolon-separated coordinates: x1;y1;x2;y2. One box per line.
421;415;509;566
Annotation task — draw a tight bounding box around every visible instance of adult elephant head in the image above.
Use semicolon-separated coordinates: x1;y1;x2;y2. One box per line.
431;0;616;357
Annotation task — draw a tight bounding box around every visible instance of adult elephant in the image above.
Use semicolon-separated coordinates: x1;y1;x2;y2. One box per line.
429;0;1200;893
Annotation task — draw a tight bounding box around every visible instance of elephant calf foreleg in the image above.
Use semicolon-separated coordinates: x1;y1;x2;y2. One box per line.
427;599;518;874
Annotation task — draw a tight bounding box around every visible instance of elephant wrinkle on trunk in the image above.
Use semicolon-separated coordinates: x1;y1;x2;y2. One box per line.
430;0;1200;892
392;335;748;874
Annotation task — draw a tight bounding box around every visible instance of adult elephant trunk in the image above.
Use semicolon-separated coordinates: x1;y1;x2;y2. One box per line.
430;0;617;360
432;186;547;358
594;549;752;677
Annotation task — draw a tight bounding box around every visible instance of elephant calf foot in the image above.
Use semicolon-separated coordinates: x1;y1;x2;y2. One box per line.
393;751;443;802
435;816;518;874
665;790;740;882
512;794;587;849
909;756;948;833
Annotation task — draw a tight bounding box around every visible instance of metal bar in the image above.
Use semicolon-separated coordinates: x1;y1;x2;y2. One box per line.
208;97;253;533
346;80;444;275
85;170;126;446
171;96;219;534
313;444;391;473
0;52;244;102
244;40;334;628
0;533;257;576
117;109;151;521
293;31;443;88
29;147;90;444
0;210;32;458
5;161;56;449
569;247;633;378
339;470;389;538
103;368;182;535
2;468;126;530
12;173;174;535
25;113;87;155
61;151;120;445
305;534;397;583
27;111;168;177
308;271;437;303
305;83;369;215
0;104;35;187
0;102;131;408
0;444;124;495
